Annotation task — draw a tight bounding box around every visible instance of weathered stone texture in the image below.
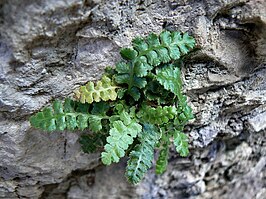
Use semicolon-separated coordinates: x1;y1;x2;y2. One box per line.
0;0;265;198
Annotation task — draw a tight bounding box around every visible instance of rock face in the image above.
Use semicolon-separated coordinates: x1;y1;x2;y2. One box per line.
0;0;265;198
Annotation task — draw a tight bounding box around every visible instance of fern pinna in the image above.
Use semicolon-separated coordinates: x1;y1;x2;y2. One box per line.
30;30;195;184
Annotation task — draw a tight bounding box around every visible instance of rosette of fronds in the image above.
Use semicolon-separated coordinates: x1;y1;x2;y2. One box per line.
30;30;195;184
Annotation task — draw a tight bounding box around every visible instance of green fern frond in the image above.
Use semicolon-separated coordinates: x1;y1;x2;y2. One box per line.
156;133;170;174
122;31;195;66
137;105;177;125
115;31;195;100
126;124;160;184
74;76;119;104
101;112;142;165
156;64;182;99
173;130;189;157
30;99;90;131
130;31;195;66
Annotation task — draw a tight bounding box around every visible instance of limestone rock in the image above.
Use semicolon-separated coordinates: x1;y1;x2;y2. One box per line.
0;0;265;198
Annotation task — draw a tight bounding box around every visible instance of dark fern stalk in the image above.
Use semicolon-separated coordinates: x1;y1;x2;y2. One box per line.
29;30;195;184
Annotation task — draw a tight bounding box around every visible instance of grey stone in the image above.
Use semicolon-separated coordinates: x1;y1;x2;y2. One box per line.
0;0;265;198
248;109;266;132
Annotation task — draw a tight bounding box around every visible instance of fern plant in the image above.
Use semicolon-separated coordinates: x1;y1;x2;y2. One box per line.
30;30;195;184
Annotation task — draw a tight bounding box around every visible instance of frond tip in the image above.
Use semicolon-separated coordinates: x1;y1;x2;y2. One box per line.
74;76;119;104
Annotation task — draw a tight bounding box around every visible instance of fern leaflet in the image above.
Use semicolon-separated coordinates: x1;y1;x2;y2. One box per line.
88;102;110;132
156;64;182;99
101;111;142;165
114;62;148;100
173;130;189;157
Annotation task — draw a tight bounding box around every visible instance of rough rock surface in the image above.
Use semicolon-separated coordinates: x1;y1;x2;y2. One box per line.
0;0;265;198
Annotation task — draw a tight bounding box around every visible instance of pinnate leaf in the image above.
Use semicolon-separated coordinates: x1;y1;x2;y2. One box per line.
156;144;169;174
29;30;196;185
126;124;160;184
74;76;119;104
30;99;90;131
